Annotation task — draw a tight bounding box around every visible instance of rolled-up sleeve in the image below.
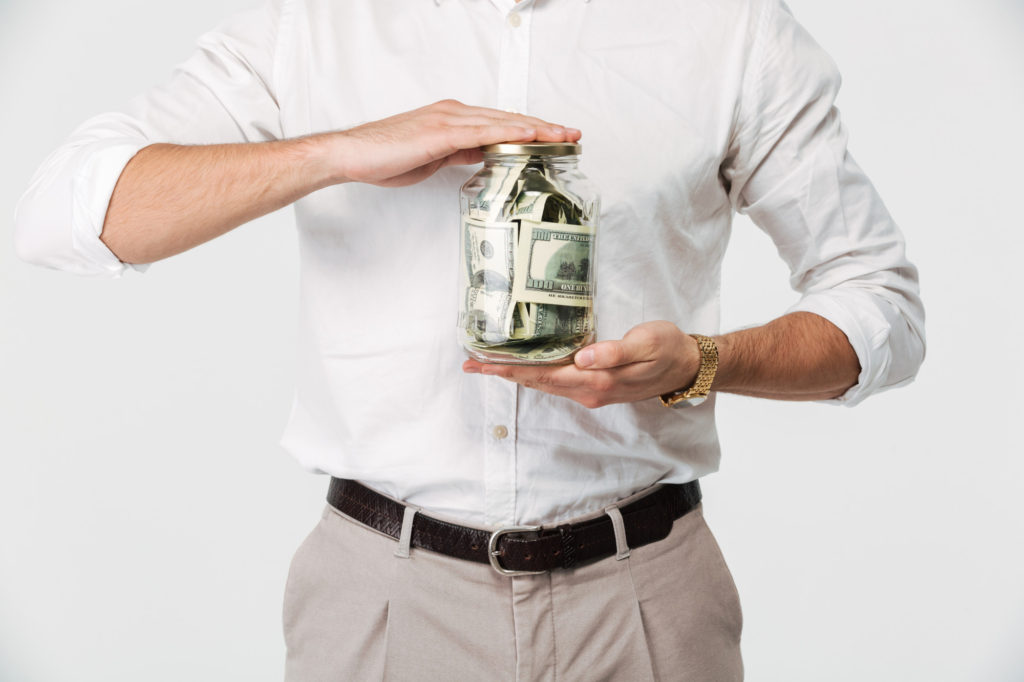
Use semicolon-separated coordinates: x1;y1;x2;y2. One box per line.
722;0;926;406
13;0;286;278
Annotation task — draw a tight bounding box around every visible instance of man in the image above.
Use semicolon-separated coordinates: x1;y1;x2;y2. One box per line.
14;0;925;679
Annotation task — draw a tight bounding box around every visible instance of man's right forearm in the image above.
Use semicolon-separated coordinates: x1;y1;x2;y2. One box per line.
100;100;581;265
100;136;340;264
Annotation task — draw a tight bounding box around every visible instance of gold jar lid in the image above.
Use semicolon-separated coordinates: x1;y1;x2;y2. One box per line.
480;142;582;156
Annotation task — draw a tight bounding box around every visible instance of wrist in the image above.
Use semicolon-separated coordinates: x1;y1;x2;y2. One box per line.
671;331;701;392
707;333;729;391
293;132;352;187
660;334;718;408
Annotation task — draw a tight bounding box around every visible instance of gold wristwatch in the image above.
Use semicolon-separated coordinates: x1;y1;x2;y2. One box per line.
659;334;719;409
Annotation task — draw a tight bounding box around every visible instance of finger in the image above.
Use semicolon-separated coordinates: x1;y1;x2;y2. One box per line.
467;114;580;142
479;362;587;390
532;126;583;142
481;117;581;142
463;359;581;388
445;104;582;138
486;363;654;408
462;359;485;373
443;148;485;168
447;112;560;131
444;122;580;149
440;112;581;144
464;359;656;407
441;124;538;153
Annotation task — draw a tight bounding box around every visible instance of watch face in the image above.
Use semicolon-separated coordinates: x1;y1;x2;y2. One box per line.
671;395;706;409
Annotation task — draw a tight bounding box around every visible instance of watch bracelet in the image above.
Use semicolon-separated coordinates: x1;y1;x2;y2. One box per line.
659;334;718;406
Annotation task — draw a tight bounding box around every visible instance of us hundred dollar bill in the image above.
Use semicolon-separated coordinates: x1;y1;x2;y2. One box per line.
531;303;593;340
512;220;594;307
463;217;519;342
463;217;515;292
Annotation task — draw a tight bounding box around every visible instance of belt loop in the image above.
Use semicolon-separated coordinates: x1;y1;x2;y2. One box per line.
394;505;419;559
604;505;631;560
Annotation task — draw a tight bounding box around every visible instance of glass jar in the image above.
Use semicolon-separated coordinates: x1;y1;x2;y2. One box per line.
458;142;600;365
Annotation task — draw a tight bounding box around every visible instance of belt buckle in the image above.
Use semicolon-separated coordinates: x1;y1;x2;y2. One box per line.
488;525;546;577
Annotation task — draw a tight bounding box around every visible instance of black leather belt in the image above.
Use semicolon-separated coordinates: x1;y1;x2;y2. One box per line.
326;478;701;576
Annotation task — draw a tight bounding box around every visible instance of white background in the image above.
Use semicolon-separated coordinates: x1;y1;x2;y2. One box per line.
1;0;1021;680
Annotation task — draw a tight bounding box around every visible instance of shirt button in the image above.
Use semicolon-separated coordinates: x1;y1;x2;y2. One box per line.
506;12;522;28
492;425;509;440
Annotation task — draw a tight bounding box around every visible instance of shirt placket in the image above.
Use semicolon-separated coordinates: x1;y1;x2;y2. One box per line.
494;0;533;114
483;378;518;526
482;0;532;526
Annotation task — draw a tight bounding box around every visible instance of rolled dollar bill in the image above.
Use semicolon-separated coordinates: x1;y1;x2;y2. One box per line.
510;191;550;223
509;301;533;340
467;160;527;221
519;163;586;223
465;286;515;344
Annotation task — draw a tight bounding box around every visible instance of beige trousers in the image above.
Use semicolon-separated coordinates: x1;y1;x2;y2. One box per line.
283;498;743;681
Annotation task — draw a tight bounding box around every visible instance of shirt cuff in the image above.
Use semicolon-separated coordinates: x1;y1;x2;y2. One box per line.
71;140;150;277
786;289;895;407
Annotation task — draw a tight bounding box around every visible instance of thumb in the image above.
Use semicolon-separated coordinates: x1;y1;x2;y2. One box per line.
574;339;641;370
443;148;484;167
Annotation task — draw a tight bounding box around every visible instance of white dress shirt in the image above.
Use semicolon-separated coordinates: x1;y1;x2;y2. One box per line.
14;0;925;526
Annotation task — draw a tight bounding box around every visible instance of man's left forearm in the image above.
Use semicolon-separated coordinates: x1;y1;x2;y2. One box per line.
712;312;859;401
